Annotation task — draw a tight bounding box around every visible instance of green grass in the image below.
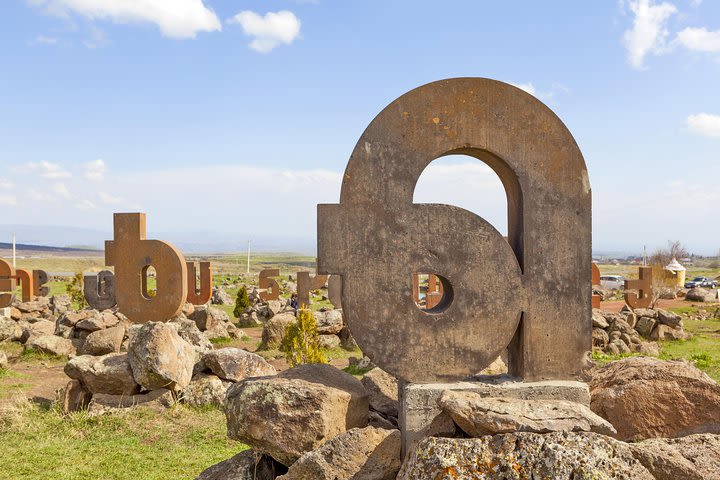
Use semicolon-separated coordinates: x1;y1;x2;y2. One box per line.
591;351;645;365
209;337;233;346
342;364;374;376
18;348;66;364
324;346;362;360
0;401;245;480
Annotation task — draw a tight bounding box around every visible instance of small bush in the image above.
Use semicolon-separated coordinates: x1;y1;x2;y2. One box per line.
66;272;88;309
280;308;327;368
690;352;714;369
233;286;250;318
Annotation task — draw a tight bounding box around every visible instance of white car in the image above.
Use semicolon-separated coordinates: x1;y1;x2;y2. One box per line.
600;275;625;290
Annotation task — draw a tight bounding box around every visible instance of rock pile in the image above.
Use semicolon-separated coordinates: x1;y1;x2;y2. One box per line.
592;306;687;356
256;307;352;351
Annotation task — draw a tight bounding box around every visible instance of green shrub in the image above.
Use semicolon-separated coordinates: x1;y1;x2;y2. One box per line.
233;286;250;318
280;308;327;368
66;272;88;309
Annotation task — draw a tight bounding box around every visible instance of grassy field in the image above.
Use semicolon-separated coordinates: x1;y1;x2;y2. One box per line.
0;401;244;480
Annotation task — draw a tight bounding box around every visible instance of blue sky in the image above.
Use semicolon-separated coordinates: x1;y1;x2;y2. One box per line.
0;0;719;254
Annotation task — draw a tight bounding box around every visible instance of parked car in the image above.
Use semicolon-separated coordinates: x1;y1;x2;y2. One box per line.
600;275;625;290
684;276;718;289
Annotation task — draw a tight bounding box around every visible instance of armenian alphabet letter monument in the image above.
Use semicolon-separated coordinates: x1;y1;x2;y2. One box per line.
318;77;593;454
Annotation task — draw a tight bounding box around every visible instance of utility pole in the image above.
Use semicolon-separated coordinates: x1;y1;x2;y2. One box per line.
246;240;251;274
642;245;647;266
12;232;16;268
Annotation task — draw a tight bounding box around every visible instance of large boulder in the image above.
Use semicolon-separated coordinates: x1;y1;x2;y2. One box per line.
629;433;720;480
79;325;125;356
259;312;295;350
438;391;616;436
27;335;76;357
277;427;401;480
226;363;369;466
397;433;655;480
127;322;195;391
686;288;717;302
211;288;233;305
65;353;140;395
0;318;21;342
361;368;399;420
195;450;285;480
203;348;276;382
590;357;720;441
75;311;120;332
19;319;55;344
313;310;344;335
182;373;232;409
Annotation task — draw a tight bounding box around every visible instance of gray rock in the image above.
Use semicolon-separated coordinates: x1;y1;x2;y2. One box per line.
314;309;344;335
57;379;92;414
277;427;401;480
686;288;717;302
438;390;616;436
195;450;284;480
650;324;688;341
88;389;173;416
657;309;683;328
80;325;125;356
591;309;609;329
0;318;21;342
635;316;657;338
64;353;140;395
0;350;8;369
128;322;195;391
629;433;720;480
182;373;232;409
75;311;120;332
318;334;341;350
20;319;55;344
361;368;399;419
203;348;276;382
211;288;233;305
189;305;230;332
633;308;658;319
592;328;609;348
27;335;76;357
397;433;654;479
259;312;295;350
226;363;369;466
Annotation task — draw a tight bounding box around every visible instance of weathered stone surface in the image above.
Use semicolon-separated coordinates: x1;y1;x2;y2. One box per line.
650;324;687;341
80;325;125;356
259;312;295;350
211;288;233;305
64;353;140;395
27;335;76;357
171;317;213;351
20;319;55;344
361;368;399;419
635;316;657;338
438;390;616;437
182;373;232;409
686;287;716;302
0;318;21;342
313;309;344;335
226;363;369;466
88;389;173;416
657;308;683;328
203;348;276;382
0;350;7;369
629;433;720;480
317;78;592;383
591;310;609;329
189;305;229;332
397;433;654;480
75;311;119;332
633;308;658;319
277;427;401;480
318;334;341;350
128;322;195;391
195;450;285;480
57;379;92;414
590;357;720;441
592;328;608;348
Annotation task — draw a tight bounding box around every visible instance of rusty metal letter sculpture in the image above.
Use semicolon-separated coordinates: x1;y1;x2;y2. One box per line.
186;261;212;305
84;270;117;311
258;269;281;301
624;266;652;309
33;270;49;297
105;213;187;323
15;269;34;302
0;259;16;308
318;78;592;383
297;272;328;307
592;263;601;309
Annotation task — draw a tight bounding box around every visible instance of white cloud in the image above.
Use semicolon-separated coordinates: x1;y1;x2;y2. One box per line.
53;182;71;198
23;160;72;179
75;199;96;210
0;179;12;189
98;192;122;204
686;113;720;137
84;159;106;181
228;10;301;53
0;194;17;206
27;188;52;202
623;0;678;69
32;35;59;45
676;27;720;52
30;0;221;39
510;82;536;96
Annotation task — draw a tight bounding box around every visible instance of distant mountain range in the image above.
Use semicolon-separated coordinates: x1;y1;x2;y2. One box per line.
0;224;315;255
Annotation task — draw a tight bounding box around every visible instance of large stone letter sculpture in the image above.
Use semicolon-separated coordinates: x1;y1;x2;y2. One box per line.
187;261;212;305
0;259;16;308
33;270;49;297
328;275;342;309
625;266;652;309
258;269;280;301
105;213;187;323
318;78;591;383
592;263;601;309
15;269;34;302
84;270;117;311
297;272;328;307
